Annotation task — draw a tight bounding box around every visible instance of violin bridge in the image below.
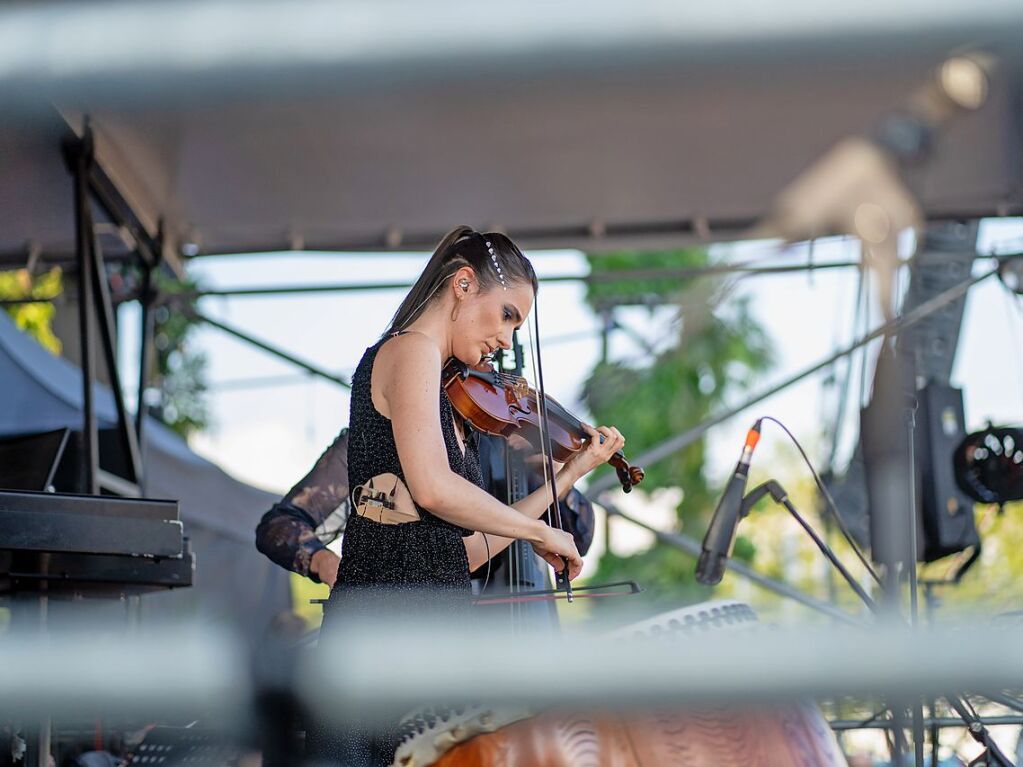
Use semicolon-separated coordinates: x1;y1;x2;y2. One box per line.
511;377;529;399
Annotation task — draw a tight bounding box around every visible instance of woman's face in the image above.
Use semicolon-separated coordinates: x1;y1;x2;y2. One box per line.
453;279;534;366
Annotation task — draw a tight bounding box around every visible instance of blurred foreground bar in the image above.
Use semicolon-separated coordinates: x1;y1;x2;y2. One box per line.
2;619;1021;726
302;620;1023;721
0;627;249;722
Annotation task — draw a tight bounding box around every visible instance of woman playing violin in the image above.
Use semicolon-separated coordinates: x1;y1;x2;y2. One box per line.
314;225;624;766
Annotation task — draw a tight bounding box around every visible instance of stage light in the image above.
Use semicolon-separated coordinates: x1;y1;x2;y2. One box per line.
939;56;988;111
954;425;1023;506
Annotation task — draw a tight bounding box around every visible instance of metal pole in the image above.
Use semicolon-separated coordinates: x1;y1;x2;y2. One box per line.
67;130;99;495
16;254;1021;309
136;260;154;444
906;404;925;767
192;310;351;388
600;308;612;556
830;715;1023;730
89;233;143;486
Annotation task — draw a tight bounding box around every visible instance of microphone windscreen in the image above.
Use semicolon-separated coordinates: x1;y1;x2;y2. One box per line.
695;549;726;586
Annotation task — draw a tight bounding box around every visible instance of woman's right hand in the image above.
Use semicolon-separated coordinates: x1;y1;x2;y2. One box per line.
530;523;583;581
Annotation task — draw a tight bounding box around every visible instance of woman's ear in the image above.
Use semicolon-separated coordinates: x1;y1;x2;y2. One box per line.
452;266;476;297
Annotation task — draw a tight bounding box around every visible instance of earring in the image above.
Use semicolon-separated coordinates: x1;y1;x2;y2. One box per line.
459;279;470;292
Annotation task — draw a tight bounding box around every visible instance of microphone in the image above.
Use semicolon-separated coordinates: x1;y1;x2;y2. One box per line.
696;420;762;586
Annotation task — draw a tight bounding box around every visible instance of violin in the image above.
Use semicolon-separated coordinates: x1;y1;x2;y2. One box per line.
442;359;645;493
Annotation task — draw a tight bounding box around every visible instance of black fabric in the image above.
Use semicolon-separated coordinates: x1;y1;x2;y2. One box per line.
312;335;485;767
255;429;351;581
345;336;482;537
256;501;330;580
559;483;596;557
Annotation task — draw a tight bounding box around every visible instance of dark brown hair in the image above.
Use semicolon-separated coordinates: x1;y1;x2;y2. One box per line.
384;226;538;337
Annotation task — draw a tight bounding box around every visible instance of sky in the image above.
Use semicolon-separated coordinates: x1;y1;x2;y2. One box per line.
117;219;1023;575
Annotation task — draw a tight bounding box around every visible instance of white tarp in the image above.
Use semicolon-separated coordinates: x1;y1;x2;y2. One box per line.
1;1;1021;264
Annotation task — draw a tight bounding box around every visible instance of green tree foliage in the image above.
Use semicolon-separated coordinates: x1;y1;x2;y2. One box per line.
150;272;209;439
0;267;63;353
920;499;1023;611
1;261;208;439
581;248;774;605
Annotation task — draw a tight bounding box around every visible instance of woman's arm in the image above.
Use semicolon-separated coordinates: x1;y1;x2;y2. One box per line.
463;462;583;570
377;333;559;546
463;423;622;571
255;429;351;585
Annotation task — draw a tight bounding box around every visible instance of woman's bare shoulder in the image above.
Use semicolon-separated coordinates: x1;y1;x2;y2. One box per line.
375;332;441;386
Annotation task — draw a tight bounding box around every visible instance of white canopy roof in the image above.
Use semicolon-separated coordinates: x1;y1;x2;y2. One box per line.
1;1;1021;266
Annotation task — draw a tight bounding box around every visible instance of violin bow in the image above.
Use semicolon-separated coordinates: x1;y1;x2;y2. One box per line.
527;291;575;603
503;332;527;612
473;580;643;606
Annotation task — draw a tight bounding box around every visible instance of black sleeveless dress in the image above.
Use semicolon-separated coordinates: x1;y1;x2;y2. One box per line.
312;333;485;767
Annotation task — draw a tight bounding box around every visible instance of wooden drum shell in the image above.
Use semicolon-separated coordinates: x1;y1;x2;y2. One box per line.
429;704;847;767
392;601;847;767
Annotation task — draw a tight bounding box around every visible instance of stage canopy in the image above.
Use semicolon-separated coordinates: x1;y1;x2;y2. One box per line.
0;309;292;636
1;1;1023;266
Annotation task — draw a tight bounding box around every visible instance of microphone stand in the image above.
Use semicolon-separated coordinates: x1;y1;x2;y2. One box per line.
945;697;1015;767
740;480;879;614
741;479;1015;767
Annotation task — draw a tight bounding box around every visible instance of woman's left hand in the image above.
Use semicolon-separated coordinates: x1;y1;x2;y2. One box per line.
561;423;625;483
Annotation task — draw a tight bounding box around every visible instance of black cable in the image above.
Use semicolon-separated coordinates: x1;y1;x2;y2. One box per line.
759;416;883;586
481;533;492;595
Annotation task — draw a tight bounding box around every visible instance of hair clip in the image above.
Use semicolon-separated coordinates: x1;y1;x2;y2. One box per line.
485;239;508;291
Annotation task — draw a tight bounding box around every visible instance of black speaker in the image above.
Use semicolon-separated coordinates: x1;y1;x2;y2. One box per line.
913;382;980;562
861;345;917;569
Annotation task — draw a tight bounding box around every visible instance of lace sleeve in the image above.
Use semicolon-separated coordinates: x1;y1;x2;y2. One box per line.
255;429;351;580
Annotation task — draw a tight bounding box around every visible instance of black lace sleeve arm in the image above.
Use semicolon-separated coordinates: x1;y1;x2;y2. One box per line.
255;429;351;581
561;486;596;556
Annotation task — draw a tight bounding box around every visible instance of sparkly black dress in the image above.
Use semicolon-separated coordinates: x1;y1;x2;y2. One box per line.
312;332;484;767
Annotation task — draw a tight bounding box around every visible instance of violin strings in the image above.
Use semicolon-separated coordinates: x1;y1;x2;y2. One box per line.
502;427;518;609
502;342;521;627
524;322;554;518
526;315;569;546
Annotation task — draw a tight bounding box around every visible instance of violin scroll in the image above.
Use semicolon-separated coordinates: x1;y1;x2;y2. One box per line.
615;463;646;494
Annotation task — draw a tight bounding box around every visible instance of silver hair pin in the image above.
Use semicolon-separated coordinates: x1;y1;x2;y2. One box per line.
485;239;507;291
